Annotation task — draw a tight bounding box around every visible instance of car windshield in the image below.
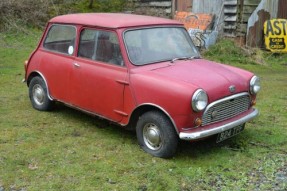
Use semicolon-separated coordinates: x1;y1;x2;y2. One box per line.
124;27;199;65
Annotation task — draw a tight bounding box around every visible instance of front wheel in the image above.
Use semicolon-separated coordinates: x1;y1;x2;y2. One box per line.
136;111;178;158
29;76;54;111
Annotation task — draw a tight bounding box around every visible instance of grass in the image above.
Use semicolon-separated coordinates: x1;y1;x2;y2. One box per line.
0;31;286;190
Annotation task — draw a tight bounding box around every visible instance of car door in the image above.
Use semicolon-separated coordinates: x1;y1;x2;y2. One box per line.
40;24;77;102
70;28;128;122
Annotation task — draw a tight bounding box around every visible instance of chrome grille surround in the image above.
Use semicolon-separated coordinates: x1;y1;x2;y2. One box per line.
202;92;251;126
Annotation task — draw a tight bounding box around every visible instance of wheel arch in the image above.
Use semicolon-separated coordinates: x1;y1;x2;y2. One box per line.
27;71;53;101
127;104;179;134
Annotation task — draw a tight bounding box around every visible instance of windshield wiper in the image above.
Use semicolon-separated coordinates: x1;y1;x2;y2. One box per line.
170;56;201;63
171;57;188;63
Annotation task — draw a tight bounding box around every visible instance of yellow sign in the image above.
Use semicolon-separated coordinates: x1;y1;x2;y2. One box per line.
264;19;287;53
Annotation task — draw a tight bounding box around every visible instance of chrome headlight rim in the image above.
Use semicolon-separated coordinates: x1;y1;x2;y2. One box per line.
192;89;208;112
250;76;261;95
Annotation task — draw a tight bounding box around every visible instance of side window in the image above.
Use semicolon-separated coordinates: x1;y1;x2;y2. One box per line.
78;29;124;66
43;25;76;55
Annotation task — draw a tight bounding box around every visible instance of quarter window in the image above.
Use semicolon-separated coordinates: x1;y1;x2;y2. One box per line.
43;25;76;55
78;29;124;66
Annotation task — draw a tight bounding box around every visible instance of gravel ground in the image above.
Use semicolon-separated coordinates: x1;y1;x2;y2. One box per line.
0;154;286;191
247;153;287;191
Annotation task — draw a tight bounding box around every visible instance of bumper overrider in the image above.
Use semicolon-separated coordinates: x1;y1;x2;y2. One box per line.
179;108;259;141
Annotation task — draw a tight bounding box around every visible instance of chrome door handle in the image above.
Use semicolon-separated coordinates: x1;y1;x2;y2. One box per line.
73;63;80;68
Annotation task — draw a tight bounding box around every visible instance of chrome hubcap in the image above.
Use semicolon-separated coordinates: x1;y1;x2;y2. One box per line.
143;123;162;150
32;84;45;106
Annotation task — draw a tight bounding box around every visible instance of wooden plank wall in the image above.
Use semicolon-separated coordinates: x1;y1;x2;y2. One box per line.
277;0;287;18
174;0;192;12
127;0;172;18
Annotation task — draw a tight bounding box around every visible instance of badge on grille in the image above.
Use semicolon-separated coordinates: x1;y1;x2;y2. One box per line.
211;110;218;119
229;85;236;93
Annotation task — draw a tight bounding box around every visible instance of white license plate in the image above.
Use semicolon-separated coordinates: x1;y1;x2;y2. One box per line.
216;125;245;143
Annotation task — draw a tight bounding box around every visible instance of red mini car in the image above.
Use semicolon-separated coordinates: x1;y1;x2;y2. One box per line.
24;13;260;158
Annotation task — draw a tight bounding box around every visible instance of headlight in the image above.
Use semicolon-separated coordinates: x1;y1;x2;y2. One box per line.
192;89;208;112
250;76;261;95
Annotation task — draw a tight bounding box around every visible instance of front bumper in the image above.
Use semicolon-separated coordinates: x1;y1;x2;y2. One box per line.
179;108;259;141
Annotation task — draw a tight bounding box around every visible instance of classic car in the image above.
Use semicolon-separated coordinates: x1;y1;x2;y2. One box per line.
24;13;260;158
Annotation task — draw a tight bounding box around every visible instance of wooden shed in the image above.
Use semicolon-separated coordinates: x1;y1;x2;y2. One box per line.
173;0;287;47
128;0;287;47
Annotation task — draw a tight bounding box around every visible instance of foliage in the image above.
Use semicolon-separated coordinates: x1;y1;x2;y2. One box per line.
203;38;287;69
0;0;50;31
0;31;286;190
0;0;126;32
203;39;258;65
49;0;126;16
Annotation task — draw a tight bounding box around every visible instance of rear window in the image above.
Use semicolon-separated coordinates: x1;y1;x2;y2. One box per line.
43;25;76;55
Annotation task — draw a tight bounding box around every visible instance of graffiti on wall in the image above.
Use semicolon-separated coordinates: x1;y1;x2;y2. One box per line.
174;12;214;31
174;11;217;49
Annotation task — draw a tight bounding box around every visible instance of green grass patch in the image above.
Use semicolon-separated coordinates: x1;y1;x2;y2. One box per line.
0;31;286;190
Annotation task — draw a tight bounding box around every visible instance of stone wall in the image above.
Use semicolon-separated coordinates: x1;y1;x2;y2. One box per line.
126;0;172;18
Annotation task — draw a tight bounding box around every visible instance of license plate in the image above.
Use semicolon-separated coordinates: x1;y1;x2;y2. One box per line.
216;125;245;143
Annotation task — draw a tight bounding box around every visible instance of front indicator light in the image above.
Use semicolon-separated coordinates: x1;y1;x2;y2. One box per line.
251;99;256;106
194;118;202;127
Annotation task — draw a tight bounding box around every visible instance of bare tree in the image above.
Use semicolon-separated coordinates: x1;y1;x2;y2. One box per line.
89;0;94;8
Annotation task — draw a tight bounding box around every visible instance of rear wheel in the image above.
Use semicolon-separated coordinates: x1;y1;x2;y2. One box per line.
29;76;54;111
136;111;178;158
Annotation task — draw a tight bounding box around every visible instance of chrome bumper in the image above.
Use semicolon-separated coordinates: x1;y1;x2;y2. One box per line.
179;109;259;141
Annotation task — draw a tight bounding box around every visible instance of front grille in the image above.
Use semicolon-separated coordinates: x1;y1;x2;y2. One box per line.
202;93;250;126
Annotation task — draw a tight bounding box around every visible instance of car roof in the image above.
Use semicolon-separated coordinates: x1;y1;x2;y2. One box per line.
49;13;182;29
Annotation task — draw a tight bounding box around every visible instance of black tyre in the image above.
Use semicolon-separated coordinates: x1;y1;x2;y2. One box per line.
29;76;54;111
136;111;178;158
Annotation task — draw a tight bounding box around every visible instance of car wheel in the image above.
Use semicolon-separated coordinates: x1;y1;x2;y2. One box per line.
29;76;54;111
136;111;178;158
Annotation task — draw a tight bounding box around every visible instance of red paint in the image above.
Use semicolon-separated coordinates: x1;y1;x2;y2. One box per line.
25;13;258;136
50;13;182;29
